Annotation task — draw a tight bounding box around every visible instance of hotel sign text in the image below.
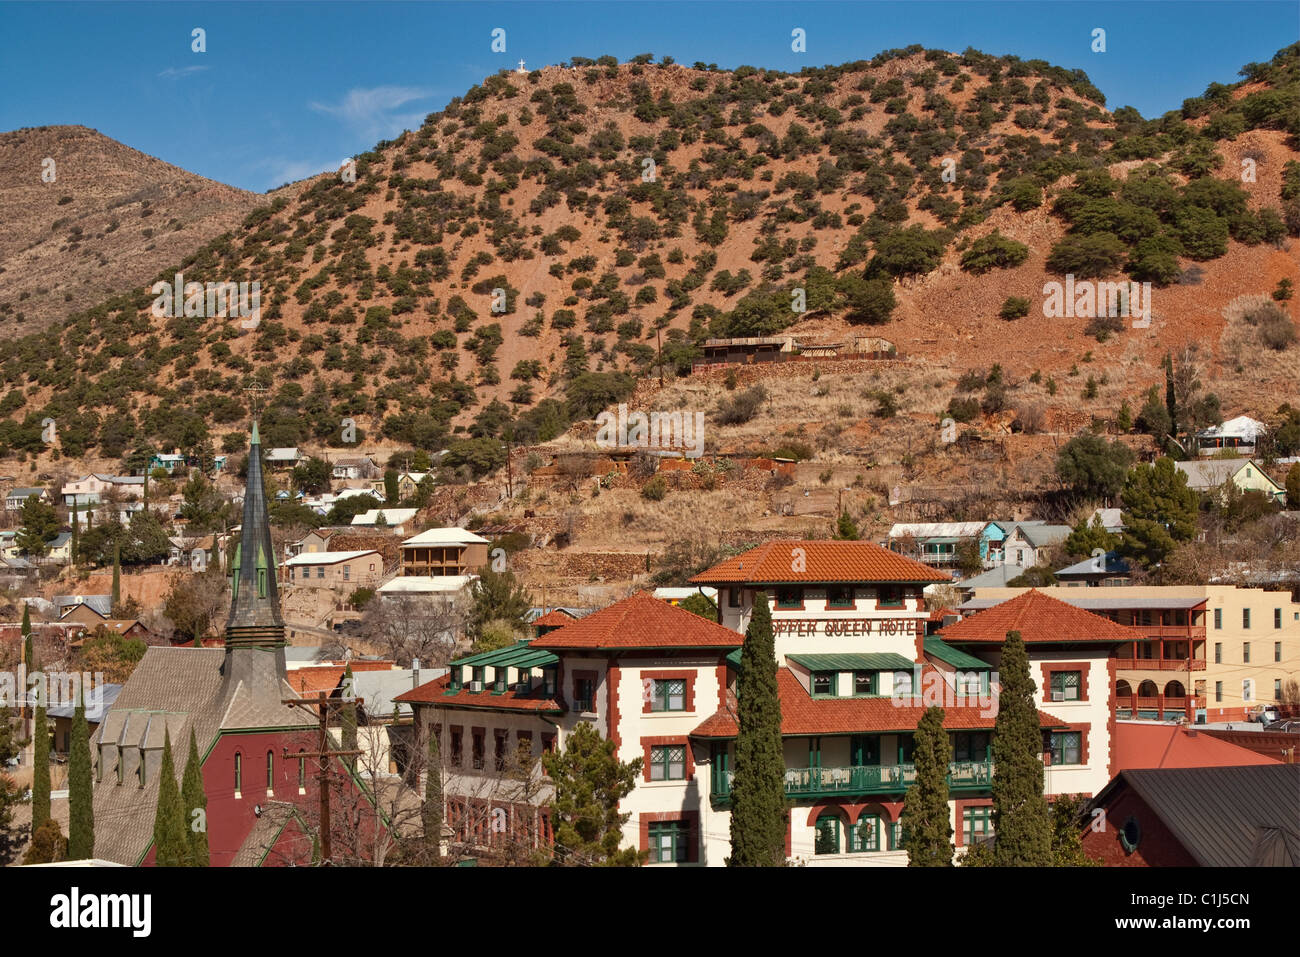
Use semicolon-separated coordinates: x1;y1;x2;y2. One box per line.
772;618;921;637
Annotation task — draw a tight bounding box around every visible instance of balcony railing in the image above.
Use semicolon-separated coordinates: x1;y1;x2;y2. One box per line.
711;760;993;802
1115;659;1206;671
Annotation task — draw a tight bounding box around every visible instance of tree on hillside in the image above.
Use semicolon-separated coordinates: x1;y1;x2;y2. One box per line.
67;687;94;861
152;730;188;867
901;706;954;866
1119;457;1198;568
541;721;644;866
16;495;60;558
292;456;331;494
728;592;787;866
1063;515;1120;559
834;511;860;540
677;591;718;621
181;728;209;867
1055;434;1134;501
989;630;1052;866
163;565;230;644
467;567;532;643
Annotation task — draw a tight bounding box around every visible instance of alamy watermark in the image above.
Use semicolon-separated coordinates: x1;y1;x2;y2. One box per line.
594;403;705;459
150;272;261;329
1042;274;1151;328
0;668;109;720
891;664;998;718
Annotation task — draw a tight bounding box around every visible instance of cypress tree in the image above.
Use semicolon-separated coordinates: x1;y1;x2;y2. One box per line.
21;604;32;670
111;541;121;612
67;684;94;860
901;706;953;866
341;666;358;772
70;501;79;567
990;630;1052;865
728;591;787;866
181;728;209;866
423;728;443;861
152;730;188;866
31;702;50;832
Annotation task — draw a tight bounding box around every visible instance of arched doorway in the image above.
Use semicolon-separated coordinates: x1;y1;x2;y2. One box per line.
1137;680;1159;697
1164;680;1185;698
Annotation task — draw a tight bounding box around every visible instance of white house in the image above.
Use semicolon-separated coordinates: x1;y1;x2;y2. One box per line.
5;487;48;511
1196;415;1267;456
350;508;419;534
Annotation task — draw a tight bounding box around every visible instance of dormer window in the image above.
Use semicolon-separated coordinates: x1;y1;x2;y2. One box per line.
878;585;904;608
494;669;507;693
827;586;854;609
812;673;836;696
854;671;877;695
775;586;803;609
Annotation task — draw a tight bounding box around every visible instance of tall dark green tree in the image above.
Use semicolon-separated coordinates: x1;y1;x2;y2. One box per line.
423;729;443;862
1163;353;1179;447
70;501;79;566
152;730;188;867
901;706;954;866
728;591;787;866
181;728;209;867
66;685;94;860
541;721;643;866
21;604;32;674
467;566;533;642
0;705;21;866
1119;457;1199;568
990;630;1052;865
111;541;121;611
31;699;50;832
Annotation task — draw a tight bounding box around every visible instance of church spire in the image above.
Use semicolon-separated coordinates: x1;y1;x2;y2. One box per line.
225;421;285;654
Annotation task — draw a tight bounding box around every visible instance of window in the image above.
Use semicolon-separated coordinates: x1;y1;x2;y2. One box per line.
1049;731;1082;765
543;668;557;696
1242;679;1254;703
649;745;687;781
1275;679;1283;701
1275;608;1282;629
1214;642;1222;664
728;588;741;608
963;806;994;843
826;585;854;608
472;729;485;770
952;732;990;763
316;566;325;579
1243;608;1251;629
890;821;908;851
850;815;882;852
234;752;242;795
1243;642;1251;664
897;734;915;764
650;678;687;712
574;677;594;712
775;586;803;609
853;671;877;695
343;565;350;581
1276;642;1283;663
266;751;274;792
812;672;836;696
1215;681;1222;703
814;813;841;855
494;730;508;771
878;585;904;607
648;820;689;863
516;731;533;760
1214;608;1222;629
450;727;463;767
1049;671;1081;702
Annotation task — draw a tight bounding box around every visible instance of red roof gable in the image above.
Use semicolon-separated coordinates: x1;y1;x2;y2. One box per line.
394;673;562;713
531;591;743;651
1113;722;1280;771
691;667;1069;737
938;589;1145;643
288;661;395;695
690;540;948;585
532;609;578;628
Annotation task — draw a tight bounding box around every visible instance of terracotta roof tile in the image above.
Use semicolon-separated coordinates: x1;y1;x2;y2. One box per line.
691;667;1069;737
531;591;743;651
690;540;949;586
394;673;562;712
938;589;1145;643
532;609;578;628
1114;722;1280;771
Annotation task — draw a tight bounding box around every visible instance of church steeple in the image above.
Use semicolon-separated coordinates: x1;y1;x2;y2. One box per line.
225;422;285;656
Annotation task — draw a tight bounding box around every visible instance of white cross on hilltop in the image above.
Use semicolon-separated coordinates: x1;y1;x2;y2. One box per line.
517;59;527;74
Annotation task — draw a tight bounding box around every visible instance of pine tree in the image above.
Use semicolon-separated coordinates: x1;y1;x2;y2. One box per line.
990;630;1052;866
541;721;643;865
341;666;358;772
70;501;79;566
181;728;209;866
32;701;50;832
1163;353;1179;449
423;728;443;862
901;706;953;866
66;685;94;860
21;604;32;672
111;541;121;612
152;730;188;866
728;591;787;866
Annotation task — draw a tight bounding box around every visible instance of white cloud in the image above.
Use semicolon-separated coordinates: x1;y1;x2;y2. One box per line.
157;65;209;79
308;85;434;142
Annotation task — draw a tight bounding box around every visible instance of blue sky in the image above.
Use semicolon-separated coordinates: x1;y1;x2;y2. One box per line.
1;1;1295;192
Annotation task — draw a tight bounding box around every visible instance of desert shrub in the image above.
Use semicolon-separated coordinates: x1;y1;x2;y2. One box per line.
713;385;768;425
960;231;1029;274
999;296;1030;320
1045;234;1126;278
641;474;668;501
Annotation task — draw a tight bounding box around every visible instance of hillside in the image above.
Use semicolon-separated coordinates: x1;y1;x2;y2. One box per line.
0;45;1297;493
0;125;290;334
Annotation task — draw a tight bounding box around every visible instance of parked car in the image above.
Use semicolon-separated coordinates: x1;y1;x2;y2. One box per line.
1253;705;1280;724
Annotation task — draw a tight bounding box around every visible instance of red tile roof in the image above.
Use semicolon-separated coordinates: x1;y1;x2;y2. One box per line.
691;667;1069;737
530;591;743;651
394;673;562;712
288;661;394;695
532;609;578;628
690;540;949;586
938;589;1145;643
1113;722;1279;771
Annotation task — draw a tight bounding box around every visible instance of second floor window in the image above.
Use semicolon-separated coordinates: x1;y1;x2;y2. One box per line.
775;586;803;609
812;672;836;696
471;731;484;770
878;585;904;607
649;745;686;781
651;678;686;711
853;671;876;695
964;806;994;842
826;585;854;608
574;678;594;712
1050;671;1081;702
1049;731;1082;766
1243;642;1251;664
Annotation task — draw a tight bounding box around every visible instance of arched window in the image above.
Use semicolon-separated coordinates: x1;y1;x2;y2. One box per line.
1137;680;1159;697
266;750;274;792
1164;680;1185;698
1115;679;1132;698
234;752;242;795
814;812;842;855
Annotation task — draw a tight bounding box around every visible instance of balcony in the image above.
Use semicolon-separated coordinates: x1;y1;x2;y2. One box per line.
710;760;993;804
1115;659;1207;671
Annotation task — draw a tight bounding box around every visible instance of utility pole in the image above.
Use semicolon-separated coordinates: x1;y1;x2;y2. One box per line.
281;691;363;865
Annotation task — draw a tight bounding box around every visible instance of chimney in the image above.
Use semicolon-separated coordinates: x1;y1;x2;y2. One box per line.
412;658;420;688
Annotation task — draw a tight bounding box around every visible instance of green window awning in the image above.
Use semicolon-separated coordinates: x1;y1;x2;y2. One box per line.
923;637;991;671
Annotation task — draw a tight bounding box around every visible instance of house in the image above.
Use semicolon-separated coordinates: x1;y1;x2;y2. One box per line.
1054;550;1132;587
88;424;381;866
1087;507;1125;533
331;456;378;481
148;452;187;475
952;563;1024;601
885;521;986;574
997;522;1070;569
264;447;304;470
48;683;123;755
1081;765;1300;866
5;487;47;511
45;532;73;565
530;608;579;636
58;601;152;642
350;508;418;534
283;550;384;589
395;472;430;500
399;527;490;578
1195;415;1267;456
697;335;795;366
61;474;145;507
1174;458;1285;504
53;594;112;618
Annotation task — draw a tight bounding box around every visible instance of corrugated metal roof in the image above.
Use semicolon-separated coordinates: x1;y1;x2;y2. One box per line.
1102;765;1300;867
786;652;916;672
923;638;991;671
451;640;558;670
